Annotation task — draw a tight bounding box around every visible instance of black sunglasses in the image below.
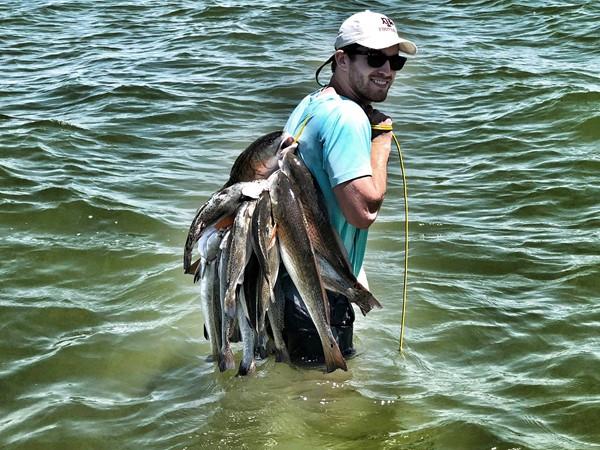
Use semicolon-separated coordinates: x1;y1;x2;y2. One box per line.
347;48;407;71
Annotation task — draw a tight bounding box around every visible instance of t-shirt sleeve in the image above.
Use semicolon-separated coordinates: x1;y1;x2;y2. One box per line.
318;101;372;187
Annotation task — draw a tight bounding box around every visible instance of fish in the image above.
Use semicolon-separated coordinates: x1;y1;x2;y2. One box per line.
241;255;270;359
222;200;256;320
197;227;224;362
184;180;268;273
270;170;347;372
267;276;289;363
251;190;280;333
218;229;236;372
186;132;385;374
280;150;382;315
223;131;295;188
236;286;256;376
316;255;379;316
254;274;271;359
209;241;224;366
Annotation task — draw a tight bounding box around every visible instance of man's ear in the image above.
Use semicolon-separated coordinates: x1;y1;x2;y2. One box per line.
334;50;350;72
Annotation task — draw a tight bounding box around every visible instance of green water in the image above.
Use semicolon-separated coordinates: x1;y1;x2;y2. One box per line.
1;1;599;449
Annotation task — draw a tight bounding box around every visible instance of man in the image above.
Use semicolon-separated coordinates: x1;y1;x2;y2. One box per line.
281;11;417;363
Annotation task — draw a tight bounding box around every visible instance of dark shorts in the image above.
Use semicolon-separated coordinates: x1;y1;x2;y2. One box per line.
280;274;355;365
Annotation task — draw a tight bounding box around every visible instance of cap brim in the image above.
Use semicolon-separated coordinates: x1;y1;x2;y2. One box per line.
356;36;418;56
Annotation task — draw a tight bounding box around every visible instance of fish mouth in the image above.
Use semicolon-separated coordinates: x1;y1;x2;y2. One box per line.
279;134;295;150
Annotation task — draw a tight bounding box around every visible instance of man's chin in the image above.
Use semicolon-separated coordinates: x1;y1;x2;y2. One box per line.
370;92;389;103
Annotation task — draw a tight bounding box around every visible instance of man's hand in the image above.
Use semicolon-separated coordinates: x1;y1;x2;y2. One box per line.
365;106;393;140
367;109;392;140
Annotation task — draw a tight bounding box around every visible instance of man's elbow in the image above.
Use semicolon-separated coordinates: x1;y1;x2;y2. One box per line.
346;198;383;229
348;214;376;229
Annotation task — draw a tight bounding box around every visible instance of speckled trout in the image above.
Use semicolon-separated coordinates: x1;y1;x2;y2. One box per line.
270;170;347;373
279;150;382;315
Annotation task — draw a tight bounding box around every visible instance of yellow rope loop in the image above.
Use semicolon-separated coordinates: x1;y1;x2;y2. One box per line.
371;123;394;132
391;132;409;354
371;123;409;353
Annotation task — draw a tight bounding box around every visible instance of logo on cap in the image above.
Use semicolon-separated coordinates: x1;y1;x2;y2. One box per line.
381;17;394;28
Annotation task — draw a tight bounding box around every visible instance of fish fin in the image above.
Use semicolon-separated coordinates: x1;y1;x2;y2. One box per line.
323;338;347;373
267;224;278;250
347;282;383;316
203;324;209;340
184;216;207;273
193;258;205;283
275;347;290;364
255;331;269;359
187;257;201;276
219;348;235;372
215;214;234;230
236;359;256;377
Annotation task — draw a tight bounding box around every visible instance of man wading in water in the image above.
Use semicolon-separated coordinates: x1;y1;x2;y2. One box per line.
281;10;417;363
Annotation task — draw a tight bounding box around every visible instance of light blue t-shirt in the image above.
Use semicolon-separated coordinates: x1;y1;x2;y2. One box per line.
284;89;372;275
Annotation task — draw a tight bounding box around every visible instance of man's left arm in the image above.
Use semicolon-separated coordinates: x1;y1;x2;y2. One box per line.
333;116;393;229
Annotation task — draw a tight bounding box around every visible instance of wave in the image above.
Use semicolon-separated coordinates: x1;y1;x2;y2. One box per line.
36;83;184;110
0;165;38;189
21;118;89;132
572;114;600;140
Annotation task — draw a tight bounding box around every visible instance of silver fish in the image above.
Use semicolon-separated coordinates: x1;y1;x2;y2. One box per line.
236;286;256;376
210;242;223;366
218;229;235;372
222;200;257;320
198;227;224;362
266;276;289;363
184;180;268;274
271;171;347;373
251;190;280;333
254;266;271;348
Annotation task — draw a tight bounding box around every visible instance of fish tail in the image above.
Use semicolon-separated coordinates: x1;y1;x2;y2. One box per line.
219;347;235;372
193;263;202;284
255;331;270;359
323;336;347;373
348;283;383;316
236;359;256;376
274;347;290;363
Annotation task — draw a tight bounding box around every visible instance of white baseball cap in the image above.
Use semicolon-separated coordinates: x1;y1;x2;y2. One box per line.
334;10;417;56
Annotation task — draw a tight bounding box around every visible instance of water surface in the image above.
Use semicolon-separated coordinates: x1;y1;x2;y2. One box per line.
1;1;599;449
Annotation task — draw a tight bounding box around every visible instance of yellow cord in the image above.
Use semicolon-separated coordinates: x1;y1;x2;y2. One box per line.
372;124;409;353
293;115;313;143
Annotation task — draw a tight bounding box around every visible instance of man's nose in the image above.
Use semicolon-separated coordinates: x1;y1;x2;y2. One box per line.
378;59;393;74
